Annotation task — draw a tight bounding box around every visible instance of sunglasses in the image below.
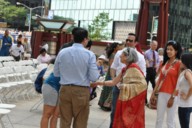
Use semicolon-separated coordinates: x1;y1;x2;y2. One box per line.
168;40;177;45
126;39;134;43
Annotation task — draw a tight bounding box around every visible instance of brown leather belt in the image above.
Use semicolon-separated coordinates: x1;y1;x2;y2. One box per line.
62;84;89;88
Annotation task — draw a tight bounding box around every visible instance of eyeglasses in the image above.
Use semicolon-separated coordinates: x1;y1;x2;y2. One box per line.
168;40;177;45
126;39;134;43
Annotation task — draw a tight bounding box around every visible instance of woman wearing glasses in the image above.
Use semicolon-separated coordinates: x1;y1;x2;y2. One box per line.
150;40;182;128
92;47;147;128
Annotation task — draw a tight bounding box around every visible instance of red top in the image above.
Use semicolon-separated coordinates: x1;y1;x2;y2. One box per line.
158;61;181;94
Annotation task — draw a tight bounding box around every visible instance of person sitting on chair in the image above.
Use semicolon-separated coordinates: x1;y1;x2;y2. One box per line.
9;41;24;61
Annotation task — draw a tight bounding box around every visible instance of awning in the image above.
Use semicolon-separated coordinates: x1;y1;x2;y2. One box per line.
35;18;75;31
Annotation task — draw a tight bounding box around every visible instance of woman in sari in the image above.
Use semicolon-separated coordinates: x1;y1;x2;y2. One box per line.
92;47;147;128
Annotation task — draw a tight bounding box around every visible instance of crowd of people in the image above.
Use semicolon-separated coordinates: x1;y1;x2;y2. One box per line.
1;27;192;128
0;30;32;61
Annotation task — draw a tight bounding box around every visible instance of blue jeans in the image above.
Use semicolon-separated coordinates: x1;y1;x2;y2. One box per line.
178;107;192;128
109;86;120;128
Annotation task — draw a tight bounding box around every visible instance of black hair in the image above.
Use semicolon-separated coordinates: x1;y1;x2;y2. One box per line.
128;33;137;42
18;34;22;38
86;40;92;49
40;48;46;54
17;41;22;45
181;54;192;71
105;43;119;58
162;40;182;65
73;27;88;43
72;27;79;35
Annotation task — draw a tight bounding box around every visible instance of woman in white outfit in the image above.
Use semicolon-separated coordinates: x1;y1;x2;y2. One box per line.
150;40;182;128
175;53;192;128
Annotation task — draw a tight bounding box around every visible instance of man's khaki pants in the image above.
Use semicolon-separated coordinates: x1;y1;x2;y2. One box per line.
59;85;90;128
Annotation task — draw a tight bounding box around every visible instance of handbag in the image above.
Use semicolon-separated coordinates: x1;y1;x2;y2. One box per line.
149;60;177;109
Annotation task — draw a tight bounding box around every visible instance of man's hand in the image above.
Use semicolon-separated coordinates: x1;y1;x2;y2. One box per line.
90;82;98;88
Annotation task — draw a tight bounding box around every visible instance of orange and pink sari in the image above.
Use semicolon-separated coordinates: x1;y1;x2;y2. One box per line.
113;63;147;128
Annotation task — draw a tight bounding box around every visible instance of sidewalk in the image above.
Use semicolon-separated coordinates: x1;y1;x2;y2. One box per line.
2;85;190;128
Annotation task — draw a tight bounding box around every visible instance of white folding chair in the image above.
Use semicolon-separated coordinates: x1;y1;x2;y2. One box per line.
6;56;14;62
0;108;14;128
37;63;48;72
0;63;3;68
29;96;43;112
2;61;15;67
0;104;16;109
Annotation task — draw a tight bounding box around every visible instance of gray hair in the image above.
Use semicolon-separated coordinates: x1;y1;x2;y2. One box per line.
122;47;138;63
158;48;164;53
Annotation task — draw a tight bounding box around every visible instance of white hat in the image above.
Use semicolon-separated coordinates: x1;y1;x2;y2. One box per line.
98;55;107;61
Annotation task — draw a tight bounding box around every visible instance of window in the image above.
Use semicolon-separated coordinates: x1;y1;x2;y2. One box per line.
100;0;106;9
133;0;140;9
116;0;122;9
121;0;128;9
81;0;86;9
114;10;120;20
76;0;81;9
90;0;96;9
95;0;101;9
66;10;70;18
105;0;111;9
83;10;89;20
109;10;114;19
128;0;134;9
88;10;94;20
51;1;55;9
68;1;73;9
111;0;117;9
125;10;132;21
93;10;99;19
72;10;79;20
85;0;91;9
119;10;126;21
79;10;84;20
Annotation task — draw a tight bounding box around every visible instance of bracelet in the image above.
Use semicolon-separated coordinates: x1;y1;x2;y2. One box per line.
171;95;175;99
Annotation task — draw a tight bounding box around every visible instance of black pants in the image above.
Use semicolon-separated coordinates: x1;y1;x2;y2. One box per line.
146;67;156;104
12;55;20;61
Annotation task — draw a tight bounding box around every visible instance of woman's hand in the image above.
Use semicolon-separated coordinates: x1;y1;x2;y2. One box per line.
180;91;188;100
167;96;174;108
150;93;157;105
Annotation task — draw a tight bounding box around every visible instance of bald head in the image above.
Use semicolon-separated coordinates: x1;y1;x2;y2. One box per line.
150;40;158;50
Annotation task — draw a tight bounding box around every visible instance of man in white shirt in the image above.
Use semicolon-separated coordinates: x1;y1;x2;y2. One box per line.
9;41;24;61
109;33;146;128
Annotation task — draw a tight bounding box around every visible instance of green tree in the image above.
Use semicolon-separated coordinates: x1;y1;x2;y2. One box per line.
0;0;26;22
53;15;74;22
88;12;112;41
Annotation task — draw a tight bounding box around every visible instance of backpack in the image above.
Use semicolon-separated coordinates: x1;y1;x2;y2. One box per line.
34;68;47;93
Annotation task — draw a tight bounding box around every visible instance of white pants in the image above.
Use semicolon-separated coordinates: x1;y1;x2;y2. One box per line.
156;92;177;128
